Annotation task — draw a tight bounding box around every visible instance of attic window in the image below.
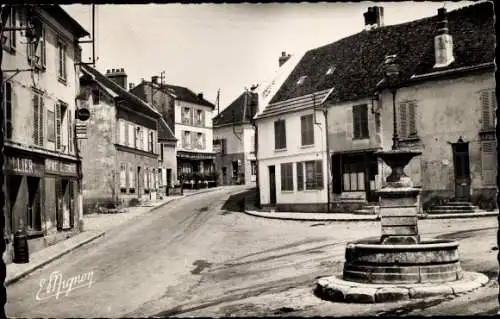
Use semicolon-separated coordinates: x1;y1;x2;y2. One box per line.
297;76;308;86
325;65;336;75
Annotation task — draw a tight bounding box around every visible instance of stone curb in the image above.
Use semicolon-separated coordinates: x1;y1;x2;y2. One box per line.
5;231;105;287
5;187;225;287
315;271;489;303
244;210;497;222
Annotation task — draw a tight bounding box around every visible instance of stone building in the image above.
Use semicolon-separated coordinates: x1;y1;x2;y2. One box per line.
79;65;163;212
256;2;496;213
212;90;259;185
2;5;89;257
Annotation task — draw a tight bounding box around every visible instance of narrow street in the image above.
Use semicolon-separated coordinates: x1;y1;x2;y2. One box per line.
6;187;499;317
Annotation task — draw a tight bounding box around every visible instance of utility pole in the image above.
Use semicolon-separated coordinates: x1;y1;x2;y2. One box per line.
216;89;220;115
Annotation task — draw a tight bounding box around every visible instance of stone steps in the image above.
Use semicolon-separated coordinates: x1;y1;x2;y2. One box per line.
353;205;380;215
428;202;479;214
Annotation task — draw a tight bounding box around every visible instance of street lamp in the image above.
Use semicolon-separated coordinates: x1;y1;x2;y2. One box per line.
383;54;400;150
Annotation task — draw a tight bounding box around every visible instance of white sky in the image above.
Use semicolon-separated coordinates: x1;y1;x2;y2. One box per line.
63;2;474;112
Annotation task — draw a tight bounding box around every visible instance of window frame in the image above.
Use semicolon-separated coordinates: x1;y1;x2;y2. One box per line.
274;119;287;150
399;100;418;139
352;104;369;140
300;114;314;146
57;39;67;83
280;162;294;191
342;155;365;192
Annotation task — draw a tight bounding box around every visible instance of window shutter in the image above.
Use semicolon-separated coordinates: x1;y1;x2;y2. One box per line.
332;154;342;194
280;163;287;191
482;141;496;185
352;106;360;139
297;162;304;191
491;90;497;127
408;101;417;136
56;103;61;149
124;122;129;145
315;160;324;189
301;116;306;145
33;95;39;144
399;102;407;138
360;105;368;138
201;111;205;126
274;121;280;149
481;91;491;129
6;82;12;139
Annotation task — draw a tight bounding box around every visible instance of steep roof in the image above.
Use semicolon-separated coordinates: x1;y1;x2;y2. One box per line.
213;91;258;126
158;117;176;141
43;5;90;38
162;84;215;109
81;64;160;118
270;2;495;105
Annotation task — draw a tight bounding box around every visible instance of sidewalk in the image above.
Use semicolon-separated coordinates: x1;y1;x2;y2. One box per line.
5;186;223;287
244;209;499;222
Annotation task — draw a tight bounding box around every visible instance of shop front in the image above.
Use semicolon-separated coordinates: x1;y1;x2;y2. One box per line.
5;155;45;238
45;158;79;231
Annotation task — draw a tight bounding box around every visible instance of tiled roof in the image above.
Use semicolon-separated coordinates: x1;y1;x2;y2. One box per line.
158;117;176;141
270;2;495;105
81;65;160;117
213;91;258;126
256;88;334;120
161;84;215;109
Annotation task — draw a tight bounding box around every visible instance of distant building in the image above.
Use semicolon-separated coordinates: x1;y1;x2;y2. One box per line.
131;80;217;187
2;5;89;257
256;2;496;213
213;90;259;185
79;65;163;212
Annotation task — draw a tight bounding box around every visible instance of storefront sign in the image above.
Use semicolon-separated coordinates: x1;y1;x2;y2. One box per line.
177;151;216;160
45;159;78;176
6;157;34;174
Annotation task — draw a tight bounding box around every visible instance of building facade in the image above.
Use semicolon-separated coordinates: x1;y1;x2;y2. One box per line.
256;2;496;213
2;5;89;257
213;90;258;186
79;65;162;212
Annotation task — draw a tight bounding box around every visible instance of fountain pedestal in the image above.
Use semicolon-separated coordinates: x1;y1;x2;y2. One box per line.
315;149;488;303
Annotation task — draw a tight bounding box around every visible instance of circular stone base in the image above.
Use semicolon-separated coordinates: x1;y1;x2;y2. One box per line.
315;271;489;303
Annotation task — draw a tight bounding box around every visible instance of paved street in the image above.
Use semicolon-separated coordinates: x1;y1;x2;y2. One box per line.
6;186;499;317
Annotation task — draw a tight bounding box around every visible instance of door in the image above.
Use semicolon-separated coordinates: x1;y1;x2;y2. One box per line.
167;169;172;187
269;165;276;205
137;166;141;197
222;167;228;185
452;141;471;201
27;177;42;231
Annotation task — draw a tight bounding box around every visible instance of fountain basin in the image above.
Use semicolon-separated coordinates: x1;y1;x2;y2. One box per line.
343;238;462;284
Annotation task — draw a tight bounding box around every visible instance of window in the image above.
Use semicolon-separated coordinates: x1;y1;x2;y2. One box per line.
148;130;153;152
301;114;314;146
221;139;227;155
142;129;148;151
481;89;496;130
33;92;44;146
27;26;46;68
160;143;164;161
251;160;257;176
120;163;127;193
92;89;100;105
127;124;134;147
182;107;192;125
280;162;294;191
342;155;365;191
353;104;368;139
274;119;286;150
196;132;204;149
144;168;149;193
135;126;141;149
129;166;135;193
196;109;204;125
56;102;67;151
5;82;13;139
297;160;323;190
57;40;67;82
119;121;126;145
183;130;191;148
2;7;16;51
68;110;73;153
481;141;496;185
399;101;418;138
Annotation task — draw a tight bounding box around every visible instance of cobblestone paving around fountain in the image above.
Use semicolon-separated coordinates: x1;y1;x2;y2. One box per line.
315;271;489;303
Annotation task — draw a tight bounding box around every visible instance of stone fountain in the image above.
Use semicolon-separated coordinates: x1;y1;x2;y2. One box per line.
315;148;489;303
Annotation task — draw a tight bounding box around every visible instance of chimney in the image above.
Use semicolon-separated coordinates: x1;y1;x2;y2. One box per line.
364;6;384;31
279;51;291;67
198;92;204;100
151;76;159;85
106;68;128;89
433;8;454;68
129;82;135;91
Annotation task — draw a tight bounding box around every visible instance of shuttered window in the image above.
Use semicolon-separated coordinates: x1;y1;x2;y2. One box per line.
280;162;294;191
297;162;304;191
301;114;314;146
55;102;67;150
33;92;44;146
353;104;368;139
128;124;134;147
399;101;418;138
482;141;497;185
120;163;127;193
481;89;496;130
129;166;136;193
57;40;67;81
142;128;148;151
5;82;13;139
124;121;129;146
274;119;286;150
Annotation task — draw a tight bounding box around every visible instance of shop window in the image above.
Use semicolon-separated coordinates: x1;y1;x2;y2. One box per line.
342;154;365;191
27;177;42;231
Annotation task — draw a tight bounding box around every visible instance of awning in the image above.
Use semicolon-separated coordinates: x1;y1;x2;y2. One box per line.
177;151;216;160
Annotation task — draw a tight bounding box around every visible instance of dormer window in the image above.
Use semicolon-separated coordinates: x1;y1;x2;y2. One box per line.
325;65;336;75
297;75;308;86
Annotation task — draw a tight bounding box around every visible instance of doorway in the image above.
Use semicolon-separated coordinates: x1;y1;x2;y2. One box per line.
167;169;172;187
137;166;141;197
268;165;276;205
452;140;471;201
222;167;228;185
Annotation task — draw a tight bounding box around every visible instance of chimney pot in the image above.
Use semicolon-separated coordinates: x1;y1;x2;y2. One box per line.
106;69;110;74
198;93;204;100
121;68;125;72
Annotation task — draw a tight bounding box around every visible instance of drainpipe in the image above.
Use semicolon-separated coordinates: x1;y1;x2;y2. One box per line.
323;107;331;213
73;98;84;231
